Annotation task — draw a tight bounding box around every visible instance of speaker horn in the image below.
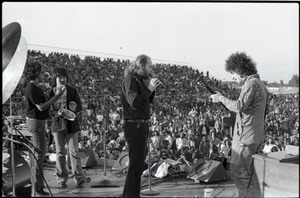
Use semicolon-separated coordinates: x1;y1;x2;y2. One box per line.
2;22;28;104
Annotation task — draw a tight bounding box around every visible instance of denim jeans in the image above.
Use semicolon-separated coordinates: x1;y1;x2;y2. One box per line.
122;122;149;197
53;131;84;185
26;118;46;190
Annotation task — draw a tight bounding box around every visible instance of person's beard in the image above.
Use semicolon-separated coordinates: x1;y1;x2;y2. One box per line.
142;66;154;79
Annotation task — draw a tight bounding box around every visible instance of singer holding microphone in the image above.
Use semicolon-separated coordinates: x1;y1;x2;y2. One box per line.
121;54;162;197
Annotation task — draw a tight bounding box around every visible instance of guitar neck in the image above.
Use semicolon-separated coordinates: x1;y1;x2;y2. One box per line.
204;84;216;94
203;83;230;111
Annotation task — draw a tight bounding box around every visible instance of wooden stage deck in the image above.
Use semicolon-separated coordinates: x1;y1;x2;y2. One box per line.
12;163;239;197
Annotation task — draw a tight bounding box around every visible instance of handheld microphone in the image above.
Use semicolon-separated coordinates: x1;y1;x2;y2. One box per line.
149;72;166;88
156;79;166;88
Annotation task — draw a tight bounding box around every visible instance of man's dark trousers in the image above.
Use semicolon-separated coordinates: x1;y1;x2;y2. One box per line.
123;122;149;197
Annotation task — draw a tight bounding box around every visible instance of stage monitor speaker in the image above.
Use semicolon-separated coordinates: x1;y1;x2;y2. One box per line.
2;149;31;194
187;160;229;183
78;149;97;168
112;151;129;171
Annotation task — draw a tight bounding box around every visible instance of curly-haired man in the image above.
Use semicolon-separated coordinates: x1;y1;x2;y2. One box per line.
210;52;268;197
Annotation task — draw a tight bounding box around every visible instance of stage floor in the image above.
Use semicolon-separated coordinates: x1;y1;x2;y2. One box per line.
17;163;239;197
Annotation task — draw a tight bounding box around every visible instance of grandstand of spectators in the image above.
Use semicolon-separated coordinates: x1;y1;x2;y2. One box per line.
3;49;299;171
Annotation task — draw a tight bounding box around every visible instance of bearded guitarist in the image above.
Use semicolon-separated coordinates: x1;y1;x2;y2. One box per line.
210;52;268;198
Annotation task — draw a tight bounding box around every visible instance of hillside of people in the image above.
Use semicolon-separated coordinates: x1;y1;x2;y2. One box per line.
3;50;299;174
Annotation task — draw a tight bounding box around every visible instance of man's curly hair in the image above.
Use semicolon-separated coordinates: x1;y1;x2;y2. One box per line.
225;52;257;77
53;67;69;82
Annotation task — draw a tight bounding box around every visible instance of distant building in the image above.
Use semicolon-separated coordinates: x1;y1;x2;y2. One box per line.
267;87;299;95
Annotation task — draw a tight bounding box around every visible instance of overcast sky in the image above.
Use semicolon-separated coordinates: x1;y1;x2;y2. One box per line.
2;2;299;83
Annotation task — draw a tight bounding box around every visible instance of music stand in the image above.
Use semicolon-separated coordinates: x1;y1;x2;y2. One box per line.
141;134;160;196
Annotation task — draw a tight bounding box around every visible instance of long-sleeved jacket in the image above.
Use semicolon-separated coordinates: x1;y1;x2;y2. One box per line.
49;84;82;134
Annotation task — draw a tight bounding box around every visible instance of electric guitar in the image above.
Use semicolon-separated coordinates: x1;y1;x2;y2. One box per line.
197;77;236;128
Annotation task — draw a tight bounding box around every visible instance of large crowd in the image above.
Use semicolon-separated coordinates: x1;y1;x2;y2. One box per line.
3;50;299;174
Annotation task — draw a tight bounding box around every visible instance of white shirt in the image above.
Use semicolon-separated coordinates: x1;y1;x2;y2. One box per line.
263;144;277;153
176;138;183;150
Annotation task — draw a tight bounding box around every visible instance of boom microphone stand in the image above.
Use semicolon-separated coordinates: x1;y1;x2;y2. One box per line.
141;131;160;196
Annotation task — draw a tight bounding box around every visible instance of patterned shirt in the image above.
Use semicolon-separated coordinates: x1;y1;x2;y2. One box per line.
219;74;268;146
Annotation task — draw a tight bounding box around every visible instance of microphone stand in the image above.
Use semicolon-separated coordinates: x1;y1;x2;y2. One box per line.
141;77;162;195
141;129;160;196
9;97;16;197
30;148;36;197
90;95;119;188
